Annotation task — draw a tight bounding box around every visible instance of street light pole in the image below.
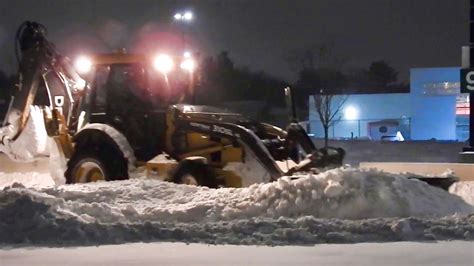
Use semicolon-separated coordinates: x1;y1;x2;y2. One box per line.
173;11;197;104
469;1;474;150
174;11;193;52
460;0;474;162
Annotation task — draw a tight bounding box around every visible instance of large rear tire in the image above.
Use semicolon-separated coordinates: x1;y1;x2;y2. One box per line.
65;149;128;184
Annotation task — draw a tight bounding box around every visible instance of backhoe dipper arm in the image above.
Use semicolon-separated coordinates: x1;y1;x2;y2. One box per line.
0;21;84;161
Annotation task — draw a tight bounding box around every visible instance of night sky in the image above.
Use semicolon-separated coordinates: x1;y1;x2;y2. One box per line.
0;0;469;82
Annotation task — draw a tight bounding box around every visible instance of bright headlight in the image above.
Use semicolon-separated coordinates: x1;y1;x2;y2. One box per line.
180;58;195;72
153;54;174;74
74;56;93;74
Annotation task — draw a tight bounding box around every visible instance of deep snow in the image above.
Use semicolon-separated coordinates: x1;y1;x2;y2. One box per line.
450;181;474;206
0;167;472;246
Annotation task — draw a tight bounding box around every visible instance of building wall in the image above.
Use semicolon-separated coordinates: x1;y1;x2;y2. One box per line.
309;94;411;139
308;67;462;141
410;67;459;140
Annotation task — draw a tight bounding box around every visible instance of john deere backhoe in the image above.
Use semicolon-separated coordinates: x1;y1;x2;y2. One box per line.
0;21;454;190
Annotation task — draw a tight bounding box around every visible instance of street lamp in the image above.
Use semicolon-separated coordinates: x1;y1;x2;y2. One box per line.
174;11;193;22
183;11;193;21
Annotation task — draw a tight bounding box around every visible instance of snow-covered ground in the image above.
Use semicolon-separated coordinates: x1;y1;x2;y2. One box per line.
1;241;473;266
0;167;472;246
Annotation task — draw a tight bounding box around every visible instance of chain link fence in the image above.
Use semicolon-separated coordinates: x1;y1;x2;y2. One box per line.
307;118;412;140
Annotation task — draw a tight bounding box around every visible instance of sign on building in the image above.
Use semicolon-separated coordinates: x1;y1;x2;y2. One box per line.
460;68;474;93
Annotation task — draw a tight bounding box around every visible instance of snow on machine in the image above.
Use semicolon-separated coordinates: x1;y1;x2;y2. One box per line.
0;21;456;189
0;21;345;187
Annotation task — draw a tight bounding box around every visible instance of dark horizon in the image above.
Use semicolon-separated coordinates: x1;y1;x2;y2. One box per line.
0;0;469;82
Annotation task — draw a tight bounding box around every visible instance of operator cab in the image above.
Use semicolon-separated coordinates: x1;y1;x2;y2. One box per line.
77;53;195;161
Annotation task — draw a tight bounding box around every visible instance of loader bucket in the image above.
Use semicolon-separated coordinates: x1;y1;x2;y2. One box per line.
407;176;458;191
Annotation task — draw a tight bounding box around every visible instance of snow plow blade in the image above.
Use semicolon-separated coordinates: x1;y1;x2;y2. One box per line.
407;176;458;191
359;162;466;191
285;147;345;176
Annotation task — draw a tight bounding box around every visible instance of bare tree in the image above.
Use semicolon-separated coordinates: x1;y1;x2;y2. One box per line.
286;40;348;73
312;91;348;148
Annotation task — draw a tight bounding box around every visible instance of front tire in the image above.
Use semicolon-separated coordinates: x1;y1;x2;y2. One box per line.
171;159;218;188
65;149;128;184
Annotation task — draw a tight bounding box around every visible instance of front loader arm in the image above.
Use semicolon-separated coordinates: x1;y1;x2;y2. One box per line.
175;119;284;181
175;117;344;181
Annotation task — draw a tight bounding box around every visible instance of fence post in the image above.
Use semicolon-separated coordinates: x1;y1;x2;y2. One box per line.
358;120;361;137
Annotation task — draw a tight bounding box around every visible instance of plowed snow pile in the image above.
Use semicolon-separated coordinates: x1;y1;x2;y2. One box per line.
449;181;474;206
0;168;473;246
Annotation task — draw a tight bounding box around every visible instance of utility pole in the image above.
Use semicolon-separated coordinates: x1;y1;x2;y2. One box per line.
471;0;474;151
470;0;474;150
460;0;474;162
173;11;193;52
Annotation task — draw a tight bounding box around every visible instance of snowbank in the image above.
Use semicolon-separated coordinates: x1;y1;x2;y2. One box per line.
449;181;474;206
0;172;54;188
0;168;472;246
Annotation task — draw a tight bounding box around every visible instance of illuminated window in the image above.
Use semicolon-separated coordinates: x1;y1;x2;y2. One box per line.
422;82;460;95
